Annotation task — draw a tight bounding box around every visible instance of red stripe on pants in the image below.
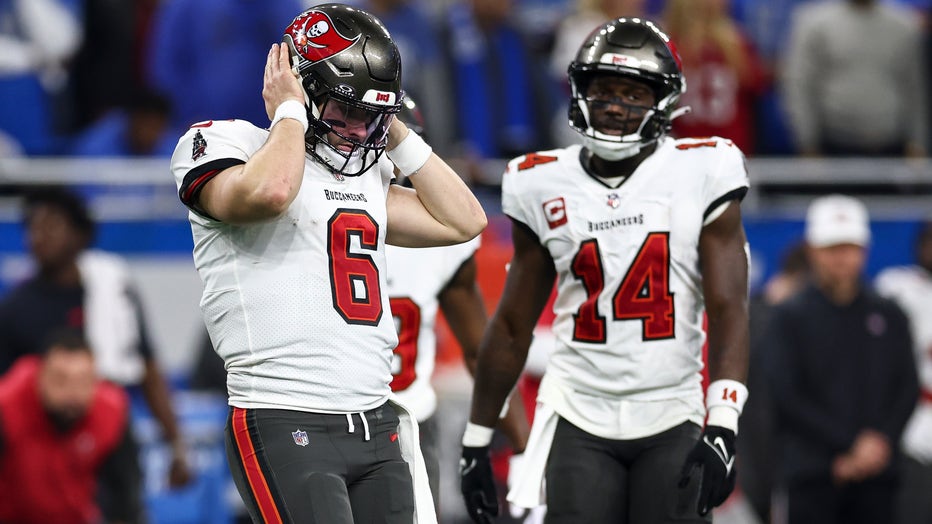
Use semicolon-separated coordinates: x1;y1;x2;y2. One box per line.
232;407;283;524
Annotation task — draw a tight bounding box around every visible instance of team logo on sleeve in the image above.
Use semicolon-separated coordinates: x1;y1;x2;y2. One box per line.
287;10;359;64
543;197;568;229
191;130;207;161
292;429;309;447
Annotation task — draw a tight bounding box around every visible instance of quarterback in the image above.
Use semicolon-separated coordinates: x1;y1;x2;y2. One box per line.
171;4;485;523
460;18;750;524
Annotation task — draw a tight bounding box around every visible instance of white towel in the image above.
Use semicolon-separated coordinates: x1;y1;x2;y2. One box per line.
506;401;557;509
77;250;145;385
389;394;438;523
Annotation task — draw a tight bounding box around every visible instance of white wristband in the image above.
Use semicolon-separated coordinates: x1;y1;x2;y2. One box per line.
707;405;740;433
270;99;308;133
706;379;749;415
387;130;432;176
462;422;495;447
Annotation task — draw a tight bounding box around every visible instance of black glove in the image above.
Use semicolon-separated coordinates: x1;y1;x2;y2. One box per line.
460;445;499;523
678;425;737;516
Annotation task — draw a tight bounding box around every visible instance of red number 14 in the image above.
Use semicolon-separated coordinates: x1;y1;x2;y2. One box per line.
570;232;675;343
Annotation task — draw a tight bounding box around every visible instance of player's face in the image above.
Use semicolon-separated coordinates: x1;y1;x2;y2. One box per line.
585;75;656;136
320;99;388;152
38;347;97;429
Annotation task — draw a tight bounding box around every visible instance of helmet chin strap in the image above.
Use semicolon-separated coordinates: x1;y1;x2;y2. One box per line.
582;137;644;161
583;105;689;161
314;140;367;175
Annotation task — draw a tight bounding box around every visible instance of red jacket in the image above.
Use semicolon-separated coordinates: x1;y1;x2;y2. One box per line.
671;34;765;154
0;356;129;524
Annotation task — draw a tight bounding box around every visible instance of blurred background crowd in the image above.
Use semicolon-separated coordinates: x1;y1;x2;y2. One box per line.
0;0;930;523
0;0;929;162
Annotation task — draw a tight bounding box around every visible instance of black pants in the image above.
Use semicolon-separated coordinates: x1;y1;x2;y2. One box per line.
225;404;414;523
545;418;709;524
787;474;896;524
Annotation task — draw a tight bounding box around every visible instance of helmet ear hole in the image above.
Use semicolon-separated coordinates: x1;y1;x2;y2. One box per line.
568;102;586;130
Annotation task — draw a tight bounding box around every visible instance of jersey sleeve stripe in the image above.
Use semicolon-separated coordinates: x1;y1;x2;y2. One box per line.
178;157;245;220
702;187;748;222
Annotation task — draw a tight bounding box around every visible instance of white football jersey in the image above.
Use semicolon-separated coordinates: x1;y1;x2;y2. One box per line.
385;237;480;421
875;265;932;462
502;137;749;439
172;120;398;413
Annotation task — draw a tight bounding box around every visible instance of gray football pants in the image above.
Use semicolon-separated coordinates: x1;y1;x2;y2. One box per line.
225;404;414;523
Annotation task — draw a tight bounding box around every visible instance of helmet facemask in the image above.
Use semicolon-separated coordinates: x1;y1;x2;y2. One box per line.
569;71;683;161
304;83;399;177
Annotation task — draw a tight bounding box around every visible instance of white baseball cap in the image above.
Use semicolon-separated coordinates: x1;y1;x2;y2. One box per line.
805;194;871;248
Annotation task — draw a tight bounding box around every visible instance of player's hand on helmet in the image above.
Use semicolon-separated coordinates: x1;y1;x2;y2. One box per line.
678;425;737;516
386;116;410;151
460;445;499;523
262;43;305;120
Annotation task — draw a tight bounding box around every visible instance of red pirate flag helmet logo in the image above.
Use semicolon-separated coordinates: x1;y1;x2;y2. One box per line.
286;10;359;66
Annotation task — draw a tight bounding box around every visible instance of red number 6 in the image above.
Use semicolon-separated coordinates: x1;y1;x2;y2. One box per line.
328;209;383;325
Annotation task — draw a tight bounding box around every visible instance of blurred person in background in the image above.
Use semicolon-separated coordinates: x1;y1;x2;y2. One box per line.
0;328;142;524
548;0;649;148
875;220;932;524
728;0;816;155
460;18;751;524
739;241;808;523
781;0;929;157
63;0;164;139
763;195;919;524
147;0;302;133
663;0;766;154
68;88;175;157
65;0;133;134
356;0;455;154
549;0;648;77
0;0;82;155
443;0;552;182
0;187;191;489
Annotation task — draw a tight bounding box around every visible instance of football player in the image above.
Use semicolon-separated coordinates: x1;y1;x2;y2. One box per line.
385;97;529;515
459;17;750;523
170;4;486;523
874;221;932;524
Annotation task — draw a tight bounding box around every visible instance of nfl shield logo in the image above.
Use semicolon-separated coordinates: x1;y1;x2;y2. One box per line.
607;193;621;209
292;429;309;447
